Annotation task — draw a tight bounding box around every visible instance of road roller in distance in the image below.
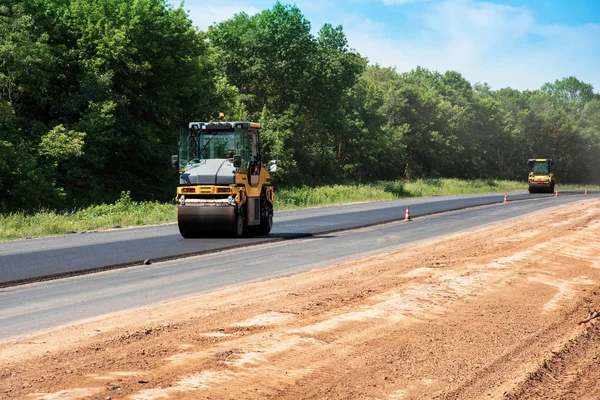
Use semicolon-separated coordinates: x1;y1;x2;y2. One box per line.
527;158;555;193
172;121;275;238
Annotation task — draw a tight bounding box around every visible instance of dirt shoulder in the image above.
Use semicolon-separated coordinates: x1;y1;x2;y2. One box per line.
2;200;600;400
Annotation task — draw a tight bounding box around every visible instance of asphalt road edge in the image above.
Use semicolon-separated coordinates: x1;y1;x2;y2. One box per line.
1;191;588;288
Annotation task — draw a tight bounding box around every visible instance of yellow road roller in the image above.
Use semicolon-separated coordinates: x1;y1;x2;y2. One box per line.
527;158;555;193
172;121;275;237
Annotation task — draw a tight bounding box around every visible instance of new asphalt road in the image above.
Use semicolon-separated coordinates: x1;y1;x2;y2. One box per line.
0;191;591;286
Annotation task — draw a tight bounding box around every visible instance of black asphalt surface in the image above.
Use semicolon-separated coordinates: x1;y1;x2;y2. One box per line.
0;191;597;338
0;190;590;286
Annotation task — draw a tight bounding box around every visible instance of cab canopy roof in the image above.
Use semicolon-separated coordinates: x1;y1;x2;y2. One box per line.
188;121;261;131
527;158;552;163
527;159;553;168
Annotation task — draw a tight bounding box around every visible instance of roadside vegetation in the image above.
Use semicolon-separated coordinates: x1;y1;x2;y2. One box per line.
275;179;527;210
0;192;175;242
2;181;598;241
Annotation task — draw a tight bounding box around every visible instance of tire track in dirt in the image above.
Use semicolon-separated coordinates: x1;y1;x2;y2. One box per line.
437;295;600;400
506;316;600;400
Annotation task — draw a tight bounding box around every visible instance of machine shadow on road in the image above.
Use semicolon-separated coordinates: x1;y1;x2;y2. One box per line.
263;233;337;240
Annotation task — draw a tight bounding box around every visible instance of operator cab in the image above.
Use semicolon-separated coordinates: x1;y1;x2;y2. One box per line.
527;158;552;175
171;122;262;186
174;122;262;174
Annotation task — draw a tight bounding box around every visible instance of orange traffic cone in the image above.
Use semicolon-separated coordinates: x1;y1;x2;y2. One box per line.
404;206;412;221
554;190;559;197
584;189;588;195
503;193;508;203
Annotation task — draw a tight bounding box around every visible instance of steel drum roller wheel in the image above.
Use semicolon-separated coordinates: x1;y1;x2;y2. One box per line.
177;205;237;238
178;219;196;238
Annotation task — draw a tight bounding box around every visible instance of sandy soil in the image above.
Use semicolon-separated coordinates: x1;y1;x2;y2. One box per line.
2;199;600;400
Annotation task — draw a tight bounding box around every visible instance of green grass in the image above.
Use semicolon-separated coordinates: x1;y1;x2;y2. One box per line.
0;192;175;242
1;180;598;241
275;178;526;210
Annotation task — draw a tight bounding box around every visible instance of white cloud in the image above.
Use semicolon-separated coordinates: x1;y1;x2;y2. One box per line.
344;0;600;91
175;0;600;91
423;0;535;61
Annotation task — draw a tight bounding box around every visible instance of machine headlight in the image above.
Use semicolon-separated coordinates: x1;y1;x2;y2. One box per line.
179;195;186;205
227;195;236;206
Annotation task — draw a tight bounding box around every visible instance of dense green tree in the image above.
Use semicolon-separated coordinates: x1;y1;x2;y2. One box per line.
57;0;235;203
337;66;392;181
1;0;238;210
0;2;60;210
541;76;596;114
579;99;600;183
209;2;365;185
208;3;315;118
0;100;43;211
1;0;599;214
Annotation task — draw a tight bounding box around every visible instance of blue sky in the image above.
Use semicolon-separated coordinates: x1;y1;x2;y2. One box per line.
171;0;600;91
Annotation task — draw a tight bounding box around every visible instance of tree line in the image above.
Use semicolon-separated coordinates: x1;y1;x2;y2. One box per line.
1;0;599;212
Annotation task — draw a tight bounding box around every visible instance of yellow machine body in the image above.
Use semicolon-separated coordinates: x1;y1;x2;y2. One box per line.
173;121;275;237
527;158;555;193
